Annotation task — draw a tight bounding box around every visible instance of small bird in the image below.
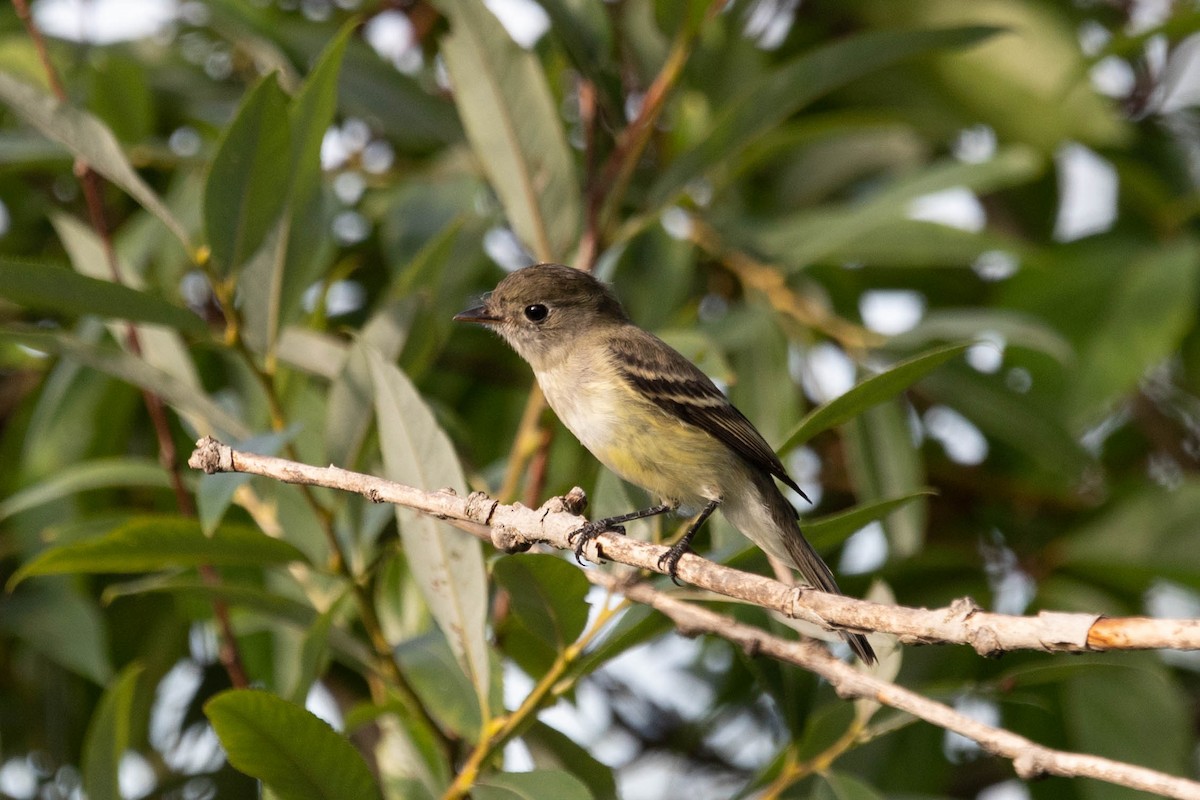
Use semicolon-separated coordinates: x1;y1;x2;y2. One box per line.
455;263;875;664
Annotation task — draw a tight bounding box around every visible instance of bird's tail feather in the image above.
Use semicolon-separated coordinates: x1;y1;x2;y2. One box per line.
761;479;877;665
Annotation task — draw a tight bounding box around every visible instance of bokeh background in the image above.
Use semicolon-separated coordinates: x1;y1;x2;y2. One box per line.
1;0;1199;798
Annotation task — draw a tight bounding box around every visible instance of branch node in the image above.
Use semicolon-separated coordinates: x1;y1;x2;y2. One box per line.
188;436;231;473
466;491;500;525
367;488;383;503
1013;751;1048;780
971;625;1004;658
949;596;982;620
440;486;457;495
491;524;532;554
562;486;588;515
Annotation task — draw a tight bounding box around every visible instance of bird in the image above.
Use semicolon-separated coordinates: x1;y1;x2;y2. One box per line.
454;263;875;664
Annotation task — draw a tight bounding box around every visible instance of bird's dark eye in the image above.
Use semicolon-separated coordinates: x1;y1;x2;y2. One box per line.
524;304;549;322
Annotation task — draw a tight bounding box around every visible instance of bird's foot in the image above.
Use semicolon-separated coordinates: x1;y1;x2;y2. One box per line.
656;540;691;586
567;519;626;565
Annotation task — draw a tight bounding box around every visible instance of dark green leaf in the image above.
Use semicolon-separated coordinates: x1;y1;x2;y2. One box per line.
0;582;113;684
204;73;292;275
649;26;1004;207
805;491;936;551
10;516;308;587
779;342;970;452
493;554;590;650
206;690;381;800
524;722;618;800
0;457;169;522
0;259;206;335
82;664;142;800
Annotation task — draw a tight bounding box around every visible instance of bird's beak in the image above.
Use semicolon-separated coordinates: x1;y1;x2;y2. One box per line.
453;304;501;325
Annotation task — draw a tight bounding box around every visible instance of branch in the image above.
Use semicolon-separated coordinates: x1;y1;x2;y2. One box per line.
188;437;1200;656
584;572;1200;800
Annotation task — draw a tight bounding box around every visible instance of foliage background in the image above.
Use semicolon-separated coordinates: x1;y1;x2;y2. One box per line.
0;0;1199;798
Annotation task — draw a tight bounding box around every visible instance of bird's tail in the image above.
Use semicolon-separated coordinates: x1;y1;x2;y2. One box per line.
759;477;877;665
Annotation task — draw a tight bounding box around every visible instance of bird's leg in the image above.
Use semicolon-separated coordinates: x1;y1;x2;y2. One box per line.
568;503;674;564
657;498;720;584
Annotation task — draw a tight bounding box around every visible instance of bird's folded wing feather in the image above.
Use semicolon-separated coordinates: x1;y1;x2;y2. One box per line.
608;332;808;500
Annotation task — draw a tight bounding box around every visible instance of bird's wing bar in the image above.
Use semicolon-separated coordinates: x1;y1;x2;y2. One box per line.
608;334;809;501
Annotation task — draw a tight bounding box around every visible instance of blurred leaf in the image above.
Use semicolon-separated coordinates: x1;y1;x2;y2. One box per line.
493;554;590;650
805;491;936;551
206;689;381;800
395;633;484;739
1070;238;1200;425
88;54;154;144
816;771;885;800
842;400;926;558
367;349;491;717
0;329;250;440
0;581;112;684
649;25;1003;207
780;342;970;452
434;0;580;260
474;770;594;800
734;146;1042;271
889;309;1074;365
0;259;206;334
1062;661;1191;800
0;72;192;251
204;73;291;275
0;457;168;522
287;597;343;705
10;516;308;587
809;219;1026;268
523;721;618;800
81;663;142;800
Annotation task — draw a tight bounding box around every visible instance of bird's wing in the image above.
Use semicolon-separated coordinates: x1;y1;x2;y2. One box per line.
608;330;809;501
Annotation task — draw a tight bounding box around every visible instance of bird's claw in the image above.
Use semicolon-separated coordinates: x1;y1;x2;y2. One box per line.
656;541;691;586
567;520;626;565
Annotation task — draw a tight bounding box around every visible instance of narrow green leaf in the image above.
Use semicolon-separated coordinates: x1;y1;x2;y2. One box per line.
0;72;192;251
206;690;381;800
0;259;206;334
204;73;292;275
9;516;308;588
0;329;250;440
648;26;1004;208
818;770;885;800
842;400;926;558
290;23;351;205
736;147;1042;272
82;664;143;800
779;342;970;452
366;349;491;718
1071;238;1200;425
804;491;936;551
0;582;113;684
0;457;169;522
395;633;484;738
434;0;580;260
889;309;1074;365
474;770;594;800
493;554;590;650
523;722;618;800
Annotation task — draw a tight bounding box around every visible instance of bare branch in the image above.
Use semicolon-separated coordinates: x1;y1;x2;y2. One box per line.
188;436;1200;657
583;572;1200;800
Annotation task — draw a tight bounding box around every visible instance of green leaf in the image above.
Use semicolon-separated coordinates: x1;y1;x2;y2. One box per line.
842;400;926;558
0;457;169;522
648;25;1004;208
733;146;1042;271
474;770;594;800
804;491;936;551
0;581;113;684
9;515;308;587
395;633;485;738
889;309;1075;365
0;72;192;251
204;73;292;275
82;664;142;800
779;342;970;452
290;23;351;204
816;771;885;800
206;690;382;800
493;554;590;650
0;259;206;335
366;349;491;717
0;328;250;440
434;0;580;260
1070;238;1200;425
523;722;618;800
